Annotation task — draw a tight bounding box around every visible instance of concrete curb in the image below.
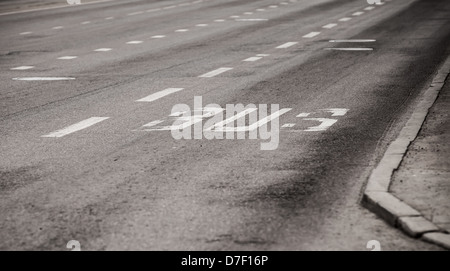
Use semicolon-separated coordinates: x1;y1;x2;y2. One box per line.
362;56;450;250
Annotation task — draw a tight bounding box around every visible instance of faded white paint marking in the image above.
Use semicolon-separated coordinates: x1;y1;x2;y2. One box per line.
13;77;75;81
269;5;278;8
323;23;337;29
236;18;268;22
364;6;376;11
244;12;253;15
52;26;63;30
95;48;112;52
243;56;262;62
204;108;258;131
175;29;189;32
282;123;296;128
128;11;143;16
143;120;164;128
137;88;184;102
58;56;78;60
256;8;266;11
325;48;373;51
214;19;225;22
11;66;34;70
127;41;143;44
230;15;240;18
303;32;321;38
163;5;176;10
218;109;292;132
321;108;349;116
304;118;337;132
105;17;114;20
41;117;109;138
196;24;208;27
296;113;311;118
339;17;352;22
147;8;161;12
152;35;166;38
20;31;32;35
81;21;91;24
276;42;298;49
330;39;376;43
257;54;270;57
353;11;364;16
199;67;233;78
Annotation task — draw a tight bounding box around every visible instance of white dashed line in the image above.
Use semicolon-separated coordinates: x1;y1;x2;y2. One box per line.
137;88;184;102
364;6;376;11
325;48;373;51
257;8;266;11
339;17;352;22
126;41;143;44
244;12;253;15
105;17;114;20
276;42;298;49
11;66;34;70
163;5;176;10
20;32;32;35
282;124;296;128
323;23;337;29
152;35;166;38
303;32;321;38
243;56;263;62
81;21;91;25
353;11;365;16
41;117;109;138
94;48;112;52
147;8;161;12
329;39;376;43
52;26;63;30
236;19;268;22
175;29;189;32
196;24;208;27
58;56;78;60
269;5;278;8
230;15;240;18
128;11;143;16
214;19;225;22
13;77;75;81
199;67;233;78
257;54;270;57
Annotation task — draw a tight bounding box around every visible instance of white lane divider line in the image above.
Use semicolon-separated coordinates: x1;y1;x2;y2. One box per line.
81;21;91;25
243;56;263;62
128;11;143;16
196;24;208;27
352;11;365;16
151;35;166;38
214;19;226;22
20;31;32;35
339;17;352;22
303;32;321;38
256;8;266;11
230;15;240;18
41;117;109;138
58;56;78;60
136;88;184;102
147;8;161;12
236;18;268;22
199;67;233;78
323;23;337;29
330;39;376;43
304;118;337;132
163;5;176;10
276;42;298;49
244;12;253;15
325;48;373;51
52;26;64;30
175;29;189;32
13;77;75;81
269;5;278;8
94;48;112;52
364;6;376;11
105;17;114;20
126;41;143;44
11;66;34;70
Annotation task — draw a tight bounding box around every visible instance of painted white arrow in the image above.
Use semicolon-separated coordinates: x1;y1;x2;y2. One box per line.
304;118;338;132
321;108;349;117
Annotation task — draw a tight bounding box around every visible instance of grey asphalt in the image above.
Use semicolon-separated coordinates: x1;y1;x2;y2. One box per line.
0;0;449;250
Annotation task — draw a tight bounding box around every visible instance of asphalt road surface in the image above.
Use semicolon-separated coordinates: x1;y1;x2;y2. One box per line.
1;0;449;251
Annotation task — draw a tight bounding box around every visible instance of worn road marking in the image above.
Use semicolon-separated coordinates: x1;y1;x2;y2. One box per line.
364;6;376;10
303;32;321;38
152;35;166;38
296;113;311;118
137;88;184;102
52;26;63;30
330;39;376;43
243;56;263;62
175;29;189;32
204;108;258;131
236;18;268;22
94;48;112;52
282;123;296;128
81;21;91;24
42;117;109;138
127;41;143;44
11;66;34;70
196;24;208;27
339;17;352;22
277;42;298;48
304;118;337;132
20;32;32;35
325;48;373;51
13;77;75;81
321;108;349;116
58;56;78;60
323;23;337;29
199;67;233;78
353;11;364;16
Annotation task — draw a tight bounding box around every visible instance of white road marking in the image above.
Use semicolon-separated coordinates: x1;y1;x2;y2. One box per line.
339;17;352;22
353;11;365;16
151;35;166;38
323;23;337;29
41;117;109;138
230;15;240;18
376;2;385;5
204;108;258;131
218;108;292;132
58;56;78;60
0;0;114;16
128;11;143;16
94;48;112;52
364;6;376;10
199;67;233;78
321;108;349;116
196;24;208;27
325;48;373;51
142;120;164;128
136;88;184;102
105;17;114;20
276;42;298;49
52;26;63;30
257;8;266;11
243;56;263;62
280;2;289;5
303;32;321;38
304;118;337;132
178;3;191;7
235;18;268;22
163;5;176;9
214;19;225;22
296;113;311;118
257;54;270;57
81;21;91;24
244;12;253;15
147;8;161;12
13;77;75;81
175;29;189;32
269;5;278;8
282;123;296;128
126;41;143;44
20;32;32;35
11;66;34;70
329;39;376;42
